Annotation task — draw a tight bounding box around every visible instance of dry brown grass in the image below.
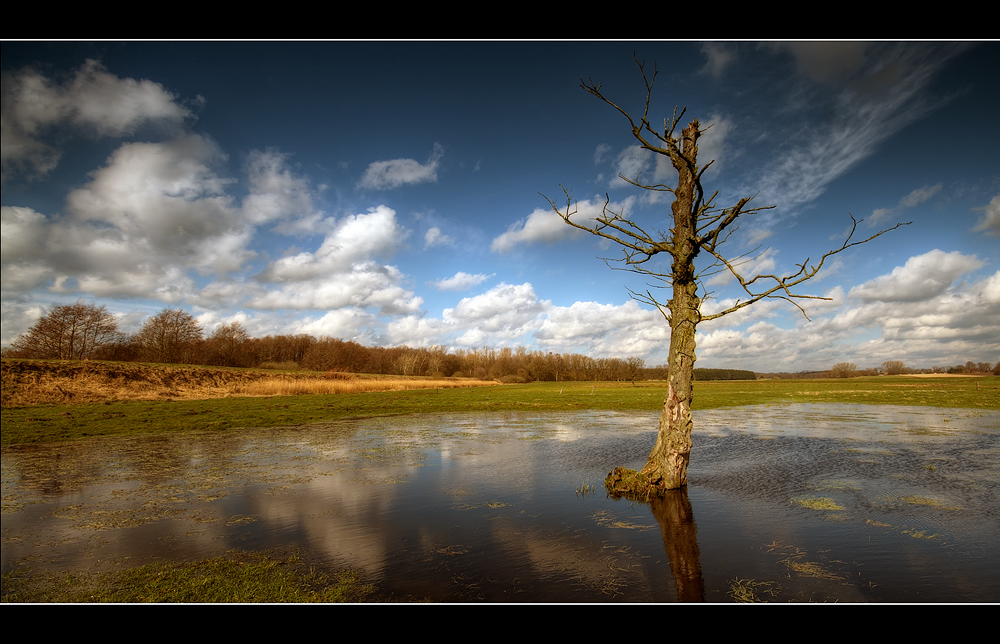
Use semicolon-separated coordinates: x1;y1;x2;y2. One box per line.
1;359;496;407
234;377;496;397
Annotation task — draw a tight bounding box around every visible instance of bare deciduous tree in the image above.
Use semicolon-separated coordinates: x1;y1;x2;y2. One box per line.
136;309;203;364
830;362;858;378
205;321;251;367
8;302;120;360
546;59;908;498
881;360;906;375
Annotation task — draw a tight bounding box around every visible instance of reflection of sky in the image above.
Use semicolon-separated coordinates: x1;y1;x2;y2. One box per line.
3;405;998;601
694;404;998;442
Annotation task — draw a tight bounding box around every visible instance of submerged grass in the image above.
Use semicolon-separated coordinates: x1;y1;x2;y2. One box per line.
790;496;846;511
729;578;781;603
1;549;374;603
899;496;962;511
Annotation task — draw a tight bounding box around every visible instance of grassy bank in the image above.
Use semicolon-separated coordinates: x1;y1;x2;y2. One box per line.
1;358;495;407
3;372;996;446
2;550;375;603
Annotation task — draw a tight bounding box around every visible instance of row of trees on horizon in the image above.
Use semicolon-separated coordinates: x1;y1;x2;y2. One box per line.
4;303;997;380
827;360;1000;377
1;303;652;382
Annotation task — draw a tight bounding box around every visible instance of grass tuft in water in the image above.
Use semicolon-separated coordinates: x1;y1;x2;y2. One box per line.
604;467;660;501
902;529;938;540
790;496;845;511
900;496;961;510
728;577;781;602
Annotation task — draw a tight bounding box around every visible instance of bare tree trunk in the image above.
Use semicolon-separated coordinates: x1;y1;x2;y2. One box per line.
641;300;696;489
604;120;702;497
640;120;701;490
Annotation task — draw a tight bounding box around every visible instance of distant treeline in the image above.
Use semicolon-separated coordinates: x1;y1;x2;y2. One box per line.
3;304;659;383
755;371;829;380
638;367;755;381
693;368;756;381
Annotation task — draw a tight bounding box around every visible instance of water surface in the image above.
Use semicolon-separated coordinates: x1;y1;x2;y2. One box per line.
2;404;997;602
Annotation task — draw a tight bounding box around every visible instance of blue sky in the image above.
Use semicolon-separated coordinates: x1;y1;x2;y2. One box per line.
2;41;997;371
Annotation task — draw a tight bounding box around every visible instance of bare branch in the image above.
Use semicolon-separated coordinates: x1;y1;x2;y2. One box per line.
617;173;676;194
700;216;911;322
541;187;674;262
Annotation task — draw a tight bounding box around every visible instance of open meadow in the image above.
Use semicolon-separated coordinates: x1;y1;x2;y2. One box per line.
1;359;996;446
3;360;998;603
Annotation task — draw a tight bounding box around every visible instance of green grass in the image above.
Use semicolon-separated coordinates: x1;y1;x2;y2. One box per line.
790;496;846;511
1;550;374;603
2;376;996;446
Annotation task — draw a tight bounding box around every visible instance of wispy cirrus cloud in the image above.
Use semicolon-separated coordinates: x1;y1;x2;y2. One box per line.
867;183;942;226
972;194;1000;237
752;43;965;216
700;42;737;79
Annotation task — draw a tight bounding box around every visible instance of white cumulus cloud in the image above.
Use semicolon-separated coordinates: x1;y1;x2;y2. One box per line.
430;271;493;292
423;226;453;249
491;197;631;253
256;205;404;283
357;143;444;190
2;59;193;182
849;249;984;302
242;149;329;234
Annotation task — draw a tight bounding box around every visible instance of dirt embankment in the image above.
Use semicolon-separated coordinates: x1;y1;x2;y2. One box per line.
1;359;352;407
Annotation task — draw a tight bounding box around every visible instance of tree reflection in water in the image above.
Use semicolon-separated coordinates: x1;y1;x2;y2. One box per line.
650;489;705;602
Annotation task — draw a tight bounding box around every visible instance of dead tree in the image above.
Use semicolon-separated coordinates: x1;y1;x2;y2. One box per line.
546;59;908;498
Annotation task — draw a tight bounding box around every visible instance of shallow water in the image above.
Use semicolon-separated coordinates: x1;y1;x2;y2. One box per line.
2;404;998;602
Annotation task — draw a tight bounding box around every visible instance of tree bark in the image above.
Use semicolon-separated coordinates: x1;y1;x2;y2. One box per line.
641;309;696;490
637;120;702;491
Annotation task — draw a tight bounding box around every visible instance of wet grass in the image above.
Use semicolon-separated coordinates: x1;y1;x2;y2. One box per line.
3;374;995;446
1;549;374;603
729;578;781;602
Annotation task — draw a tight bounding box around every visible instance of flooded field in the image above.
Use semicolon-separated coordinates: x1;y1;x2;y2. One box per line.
2;404;998;602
